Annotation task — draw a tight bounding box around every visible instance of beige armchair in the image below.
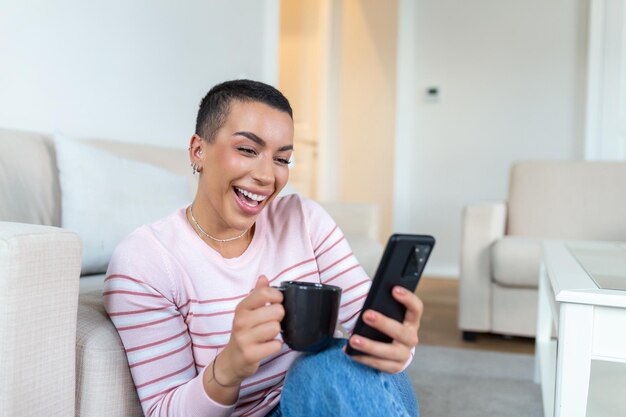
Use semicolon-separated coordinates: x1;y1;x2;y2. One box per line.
458;161;626;340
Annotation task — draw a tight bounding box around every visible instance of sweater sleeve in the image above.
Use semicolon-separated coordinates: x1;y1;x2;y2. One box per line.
301;199;371;334
103;229;235;417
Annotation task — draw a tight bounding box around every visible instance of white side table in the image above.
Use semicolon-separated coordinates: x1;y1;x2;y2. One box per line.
535;241;626;417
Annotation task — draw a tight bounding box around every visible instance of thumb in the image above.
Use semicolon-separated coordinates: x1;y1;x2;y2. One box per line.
256;275;269;288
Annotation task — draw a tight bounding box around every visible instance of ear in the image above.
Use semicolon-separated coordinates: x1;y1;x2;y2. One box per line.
189;134;204;161
188;134;205;174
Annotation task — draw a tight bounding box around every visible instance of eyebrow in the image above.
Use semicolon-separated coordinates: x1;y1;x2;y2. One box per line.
234;131;293;152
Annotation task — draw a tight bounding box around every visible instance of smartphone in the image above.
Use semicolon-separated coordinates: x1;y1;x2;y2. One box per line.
346;233;435;356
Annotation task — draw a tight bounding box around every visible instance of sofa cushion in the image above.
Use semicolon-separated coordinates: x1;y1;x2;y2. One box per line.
0;128;60;225
491;236;542;288
55;134;193;275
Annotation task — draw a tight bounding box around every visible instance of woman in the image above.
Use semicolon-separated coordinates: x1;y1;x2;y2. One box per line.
104;79;422;417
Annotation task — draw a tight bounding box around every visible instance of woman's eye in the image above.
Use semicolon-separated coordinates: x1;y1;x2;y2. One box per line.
275;158;291;166
238;147;257;156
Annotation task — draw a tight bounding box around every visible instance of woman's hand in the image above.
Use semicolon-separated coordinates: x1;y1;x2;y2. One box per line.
347;286;423;373
204;275;284;399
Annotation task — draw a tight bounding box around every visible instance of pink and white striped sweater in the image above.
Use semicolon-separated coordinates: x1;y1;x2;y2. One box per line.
103;194;372;417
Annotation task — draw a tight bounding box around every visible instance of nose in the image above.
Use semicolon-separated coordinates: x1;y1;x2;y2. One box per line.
252;155;274;186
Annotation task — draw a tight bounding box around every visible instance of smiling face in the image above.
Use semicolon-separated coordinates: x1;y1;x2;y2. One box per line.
190;99;294;238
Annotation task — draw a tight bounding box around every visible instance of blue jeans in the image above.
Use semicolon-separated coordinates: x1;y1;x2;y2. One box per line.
267;339;419;417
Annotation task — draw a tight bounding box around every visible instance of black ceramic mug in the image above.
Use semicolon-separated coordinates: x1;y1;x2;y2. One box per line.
275;281;342;353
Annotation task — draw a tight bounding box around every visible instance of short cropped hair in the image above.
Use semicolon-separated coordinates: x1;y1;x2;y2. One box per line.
195;79;293;142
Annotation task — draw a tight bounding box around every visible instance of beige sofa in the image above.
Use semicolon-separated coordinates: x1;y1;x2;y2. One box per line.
458;161;626;339
0;127;383;417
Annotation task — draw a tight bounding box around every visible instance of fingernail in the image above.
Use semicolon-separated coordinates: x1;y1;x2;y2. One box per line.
365;311;377;322
352;336;363;346
394;286;407;295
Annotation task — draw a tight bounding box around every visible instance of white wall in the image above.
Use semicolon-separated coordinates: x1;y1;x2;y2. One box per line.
0;0;279;148
395;0;590;276
585;0;626;159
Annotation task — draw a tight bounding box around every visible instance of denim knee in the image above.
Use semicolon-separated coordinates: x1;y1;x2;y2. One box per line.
280;339;419;417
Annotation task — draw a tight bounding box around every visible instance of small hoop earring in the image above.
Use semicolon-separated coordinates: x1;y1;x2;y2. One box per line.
191;162;200;175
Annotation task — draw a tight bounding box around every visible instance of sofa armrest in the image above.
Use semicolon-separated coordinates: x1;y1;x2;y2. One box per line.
319;202;383;277
342;233;383;278
319;201;380;241
457;202;507;333
0;222;82;417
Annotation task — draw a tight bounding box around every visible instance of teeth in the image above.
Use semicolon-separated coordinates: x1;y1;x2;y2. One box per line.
236;187;267;202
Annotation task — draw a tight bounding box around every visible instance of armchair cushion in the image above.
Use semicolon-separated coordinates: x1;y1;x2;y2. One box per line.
507;161;626;239
491;236;542;287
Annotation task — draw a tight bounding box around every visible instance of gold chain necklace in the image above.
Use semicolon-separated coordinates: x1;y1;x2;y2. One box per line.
188;205;248;243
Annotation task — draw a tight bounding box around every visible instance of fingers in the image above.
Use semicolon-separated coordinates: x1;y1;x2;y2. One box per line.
229;320;284;363
359;309;416;346
234;277;284;334
356;288;422;347
231;275;285;350
222;276;286;380
349;332;411;361
349;350;409;374
393;286;424;328
346;286;423;373
232;301;284;334
247;339;283;363
239;276;283;311
239;320;283;346
347;330;415;374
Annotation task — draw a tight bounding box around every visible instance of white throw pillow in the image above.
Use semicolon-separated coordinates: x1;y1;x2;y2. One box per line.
54;134;191;275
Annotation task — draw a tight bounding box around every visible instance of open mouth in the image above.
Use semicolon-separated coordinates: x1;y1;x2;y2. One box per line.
234;186;269;208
